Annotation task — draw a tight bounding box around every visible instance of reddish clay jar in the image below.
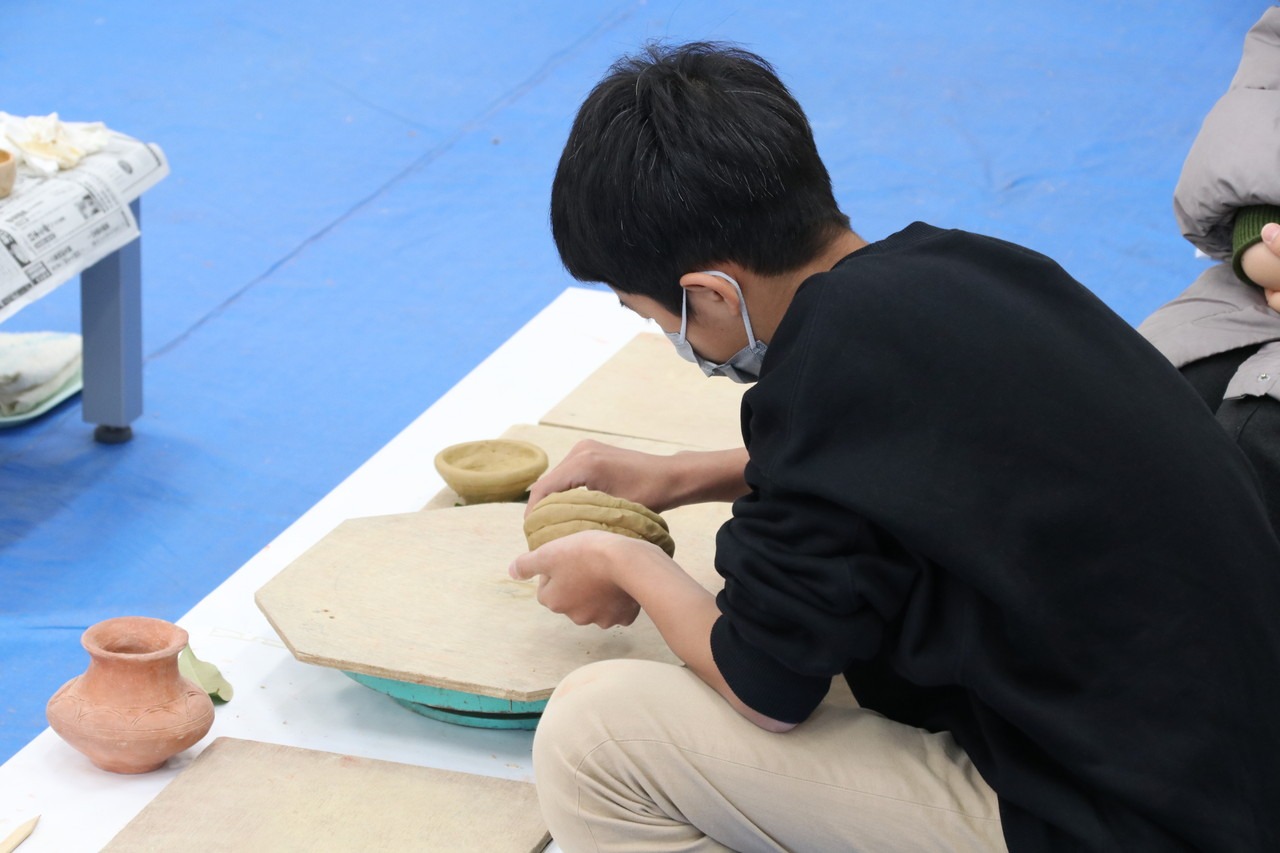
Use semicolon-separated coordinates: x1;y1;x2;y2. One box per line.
46;616;215;773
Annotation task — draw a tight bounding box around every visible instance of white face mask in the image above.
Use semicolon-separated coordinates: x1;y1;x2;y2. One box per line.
664;271;767;383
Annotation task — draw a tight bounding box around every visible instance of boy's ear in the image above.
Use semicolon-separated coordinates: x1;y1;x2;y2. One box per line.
679;271;742;313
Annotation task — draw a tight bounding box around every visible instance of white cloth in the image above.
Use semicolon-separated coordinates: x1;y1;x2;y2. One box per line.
0;331;82;416
0;113;109;177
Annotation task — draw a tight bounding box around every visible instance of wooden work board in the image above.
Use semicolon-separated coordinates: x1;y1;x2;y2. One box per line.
539;332;746;449
260;331;744;712
256;500;731;703
102;737;549;852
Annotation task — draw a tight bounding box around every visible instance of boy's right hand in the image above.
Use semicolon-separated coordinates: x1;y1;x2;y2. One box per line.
1241;222;1280;310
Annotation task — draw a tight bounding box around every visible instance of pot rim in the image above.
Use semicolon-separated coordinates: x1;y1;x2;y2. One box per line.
81;616;189;662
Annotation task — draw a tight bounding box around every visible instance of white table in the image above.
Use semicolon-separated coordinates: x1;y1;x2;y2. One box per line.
0;287;648;851
0;133;168;442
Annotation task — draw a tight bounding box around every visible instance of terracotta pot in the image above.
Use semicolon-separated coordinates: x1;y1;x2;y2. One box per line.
46;616;215;773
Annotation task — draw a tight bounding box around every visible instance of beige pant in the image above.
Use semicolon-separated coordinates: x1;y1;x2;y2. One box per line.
532;659;1007;853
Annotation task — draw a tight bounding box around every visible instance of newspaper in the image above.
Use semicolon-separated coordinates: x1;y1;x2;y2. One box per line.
0;131;168;323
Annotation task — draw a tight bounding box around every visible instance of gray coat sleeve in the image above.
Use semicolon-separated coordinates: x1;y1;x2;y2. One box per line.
1174;8;1280;260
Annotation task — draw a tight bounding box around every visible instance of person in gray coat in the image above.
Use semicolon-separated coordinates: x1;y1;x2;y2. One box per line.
1140;6;1280;535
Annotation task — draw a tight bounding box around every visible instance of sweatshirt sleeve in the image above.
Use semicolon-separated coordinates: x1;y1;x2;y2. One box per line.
1232;204;1280;284
710;465;920;724
1174;8;1280;259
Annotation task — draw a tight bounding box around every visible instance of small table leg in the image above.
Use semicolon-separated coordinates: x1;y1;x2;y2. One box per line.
80;198;143;443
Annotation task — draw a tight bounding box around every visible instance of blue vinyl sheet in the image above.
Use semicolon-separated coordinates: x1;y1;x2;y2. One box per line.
0;0;1266;760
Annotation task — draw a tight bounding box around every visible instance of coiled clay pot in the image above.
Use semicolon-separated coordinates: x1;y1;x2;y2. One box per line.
46;616;215;773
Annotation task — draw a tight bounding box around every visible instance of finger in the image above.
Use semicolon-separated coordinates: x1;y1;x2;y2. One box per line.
526;465;589;517
563;438;603;459
1263;222;1280;253
591;603;640;629
534;577;559;611
508;552;540;580
535;580;592;624
529;441;608;503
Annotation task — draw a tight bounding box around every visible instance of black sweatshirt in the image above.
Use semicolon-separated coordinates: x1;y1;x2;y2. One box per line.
710;223;1280;851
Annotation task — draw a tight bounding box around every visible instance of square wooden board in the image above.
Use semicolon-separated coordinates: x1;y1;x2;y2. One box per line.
539;332;746;449
102;737;549;852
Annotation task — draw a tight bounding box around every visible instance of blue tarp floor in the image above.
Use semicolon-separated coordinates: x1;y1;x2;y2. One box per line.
0;1;1265;761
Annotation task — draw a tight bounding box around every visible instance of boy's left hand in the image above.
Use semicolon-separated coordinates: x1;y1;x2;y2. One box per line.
509;530;650;629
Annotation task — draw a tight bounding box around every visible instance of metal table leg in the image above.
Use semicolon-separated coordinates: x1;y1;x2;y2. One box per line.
79;198;142;443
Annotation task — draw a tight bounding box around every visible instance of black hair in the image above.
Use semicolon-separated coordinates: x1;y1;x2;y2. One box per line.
551;41;850;315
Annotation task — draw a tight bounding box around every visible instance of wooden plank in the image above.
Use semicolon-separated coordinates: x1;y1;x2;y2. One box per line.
422;423;705;510
539;332;746;449
102;738;549;852
256;501;731;703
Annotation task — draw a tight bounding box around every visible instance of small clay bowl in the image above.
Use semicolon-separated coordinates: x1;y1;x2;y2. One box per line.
0;150;16;199
434;439;549;504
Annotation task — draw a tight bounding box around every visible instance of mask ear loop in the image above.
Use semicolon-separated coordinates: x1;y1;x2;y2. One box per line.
699;270;760;348
679;286;691;343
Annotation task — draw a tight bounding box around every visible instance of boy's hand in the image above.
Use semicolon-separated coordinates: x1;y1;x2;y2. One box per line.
526;440;677;516
513;521;797;733
1241;222;1280;309
509;530;653;629
526;442;751;518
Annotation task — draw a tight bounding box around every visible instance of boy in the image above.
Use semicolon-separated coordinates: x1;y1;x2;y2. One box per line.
509;42;1280;851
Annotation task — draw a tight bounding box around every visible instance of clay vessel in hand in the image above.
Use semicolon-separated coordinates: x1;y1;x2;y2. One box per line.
46;616;215;773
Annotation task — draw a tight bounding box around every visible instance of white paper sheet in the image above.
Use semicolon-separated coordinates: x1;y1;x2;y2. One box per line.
0;131;168;322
